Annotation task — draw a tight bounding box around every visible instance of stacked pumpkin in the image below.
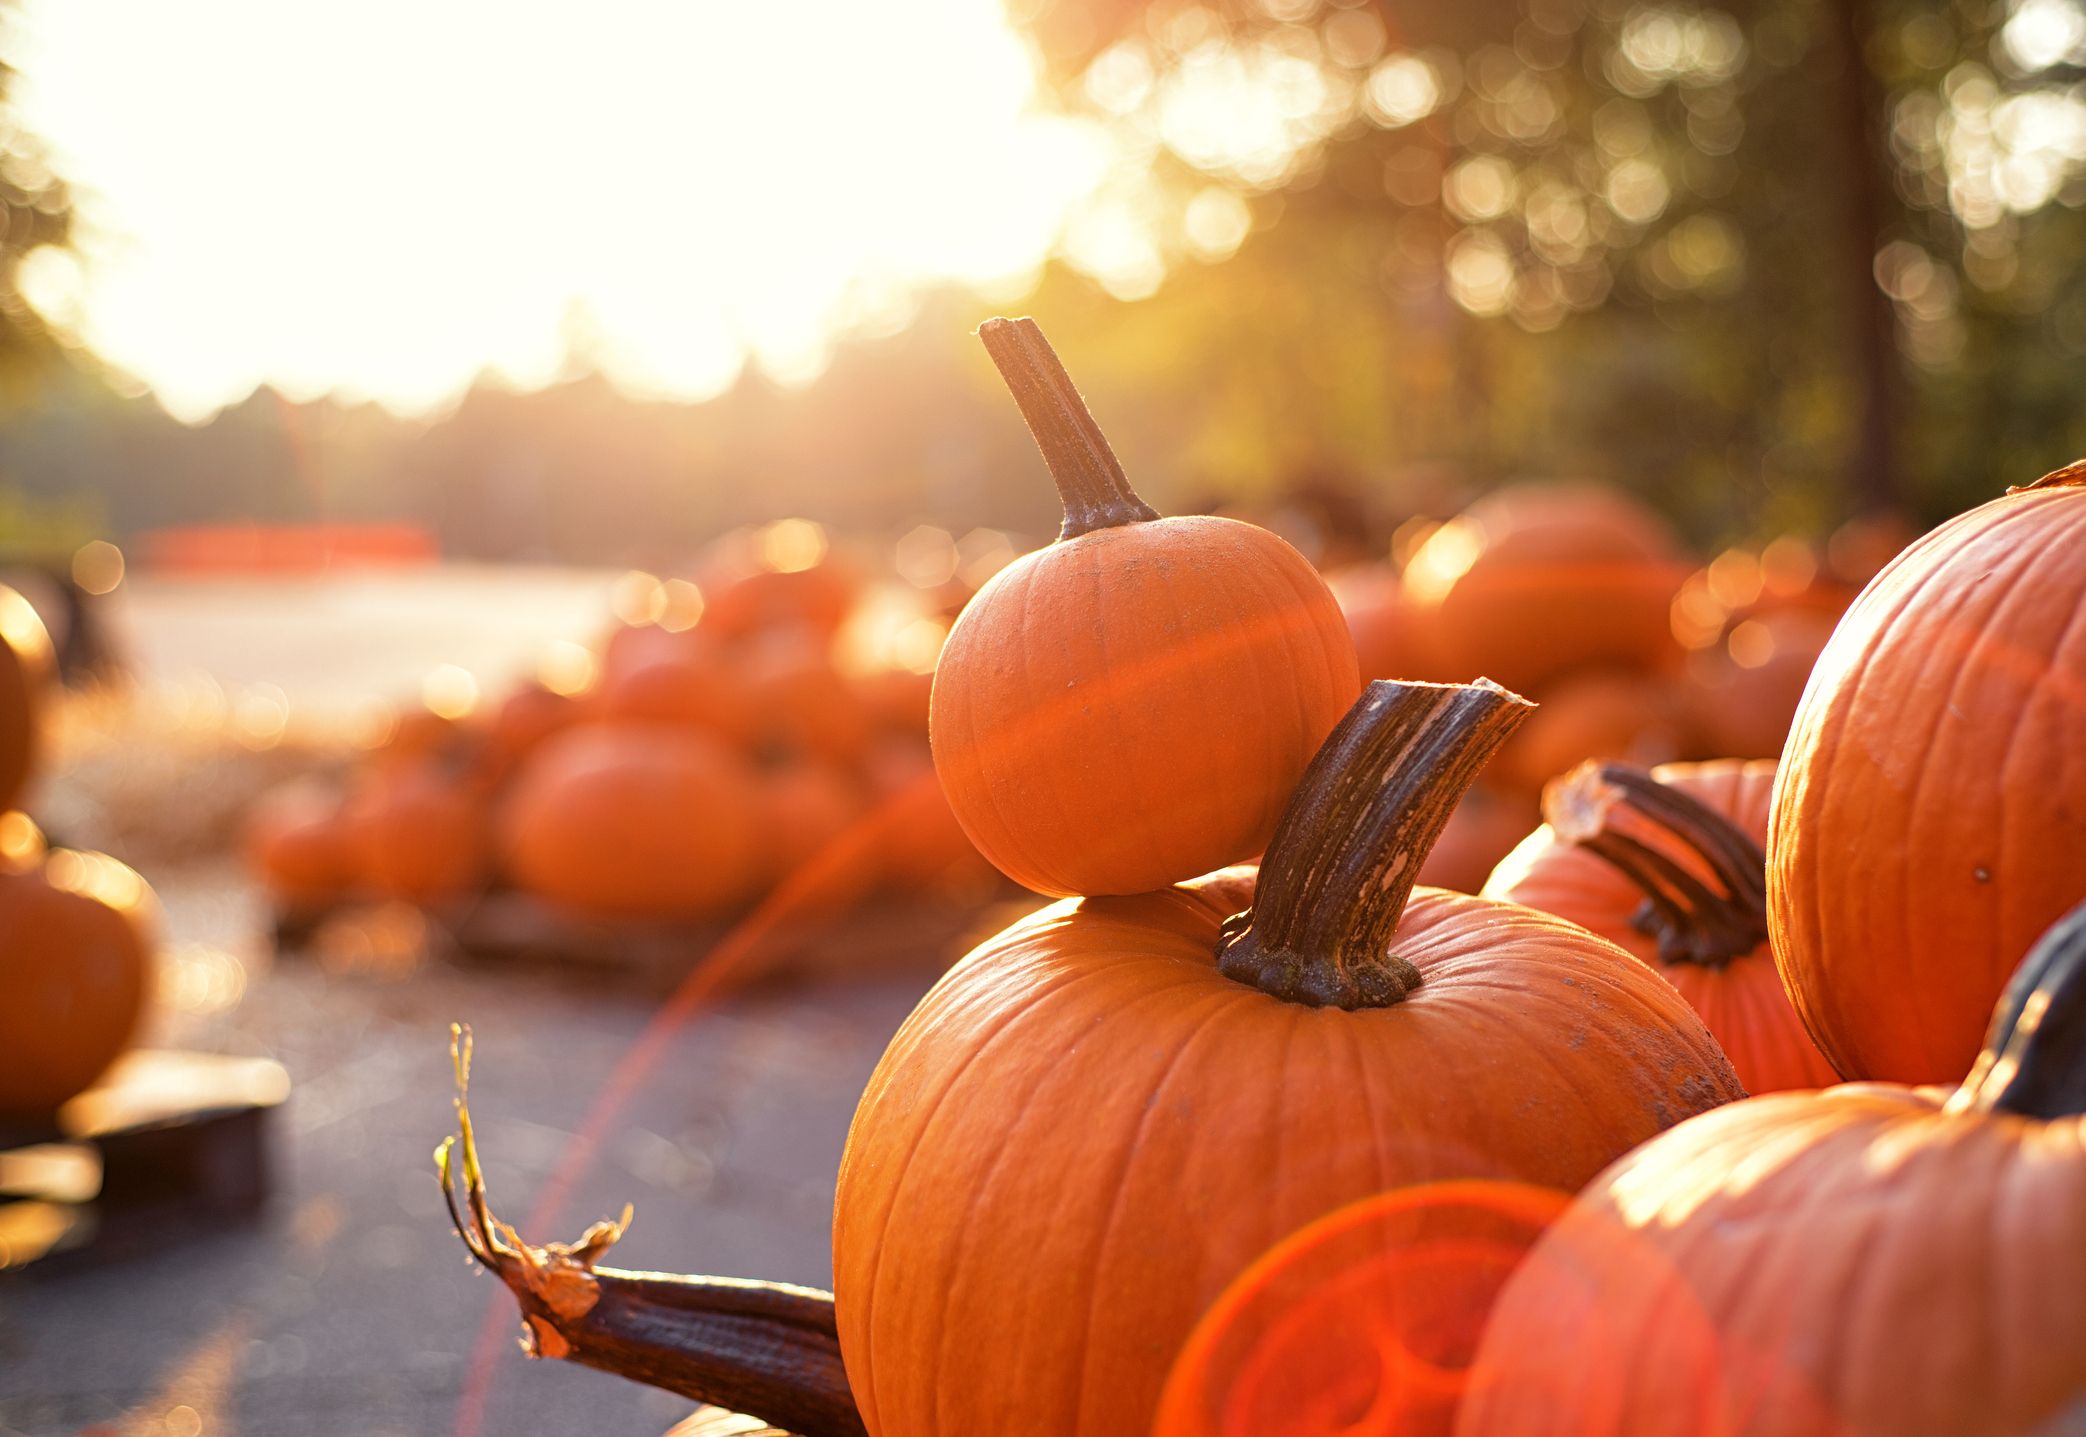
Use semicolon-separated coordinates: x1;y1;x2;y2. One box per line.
443;319;1767;1437
0;586;158;1120
245;523;1000;933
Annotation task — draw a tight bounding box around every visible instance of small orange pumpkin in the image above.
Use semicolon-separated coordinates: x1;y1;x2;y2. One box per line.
1486;759;1839;1093
1682;607;1836;760
1459;896;2086;1437
1769;461;2086;1083
930;319;1360;897
0;844;154;1116
699;521;861;644
499;724;766;919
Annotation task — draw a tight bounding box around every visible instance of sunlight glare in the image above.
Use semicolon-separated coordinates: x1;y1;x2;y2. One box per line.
8;0;1118;420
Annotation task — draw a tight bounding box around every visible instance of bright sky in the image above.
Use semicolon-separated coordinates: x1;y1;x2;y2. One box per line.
6;0;1121;421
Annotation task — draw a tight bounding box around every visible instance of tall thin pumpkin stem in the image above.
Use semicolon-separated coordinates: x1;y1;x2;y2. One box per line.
978;317;1160;540
1954;898;2086;1121
1218;679;1533;1010
1543;762;1768;969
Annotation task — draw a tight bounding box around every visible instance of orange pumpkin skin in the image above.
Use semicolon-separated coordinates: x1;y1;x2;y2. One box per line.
0;854;153;1115
739;637;872;766
245;783;359;907
478;683;583;788
1768;466;2086;1083
1486;760;1839;1094
0;585;53;815
597;648;753;746
832;877;1742;1437
1460;896;2086;1437
700;545;861;645
1403;484;1687;694
353;764;492;904
863;743;997;894
1417;785;1536;893
932;516;1359;896
1325;563;1447;683
761;760;868;881
499;724;765;919
1683;608;1836;761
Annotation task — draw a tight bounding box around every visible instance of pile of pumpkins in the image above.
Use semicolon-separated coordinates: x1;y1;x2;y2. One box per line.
0;585;158;1120
449;322;2085;1437
1323;484;1908;892
245;523;999;930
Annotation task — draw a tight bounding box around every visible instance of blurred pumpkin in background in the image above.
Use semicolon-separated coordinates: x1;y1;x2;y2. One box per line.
597;643;755;746
1324;563;1446;684
245;780;361;910
0;584;54;817
738;633;872;766
351;760;493;905
1489;669;1686;799
761;759;869;885
1402;483;1687;693
499;723;766;920
699;519;861;644
476;681;585;788
0;833;155;1116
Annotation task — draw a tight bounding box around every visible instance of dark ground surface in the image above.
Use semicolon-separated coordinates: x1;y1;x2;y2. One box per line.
0;862;1008;1437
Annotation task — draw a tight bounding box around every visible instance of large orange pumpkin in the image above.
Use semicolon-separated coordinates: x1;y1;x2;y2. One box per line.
1402;484;1687;693
1769;461;2086;1083
498;723;766;919
0;584;54;816
1486;759;1839;1093
835;681;1740;1436
0;846;154;1115
1459;896;2086;1437
930;319;1360;896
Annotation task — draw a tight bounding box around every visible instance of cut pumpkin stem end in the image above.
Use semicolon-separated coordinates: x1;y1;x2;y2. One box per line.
1542;761;1769;970
1218;679;1534;1010
437;1025;867;1437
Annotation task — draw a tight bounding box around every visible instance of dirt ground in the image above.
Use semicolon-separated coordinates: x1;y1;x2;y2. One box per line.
0;856;972;1437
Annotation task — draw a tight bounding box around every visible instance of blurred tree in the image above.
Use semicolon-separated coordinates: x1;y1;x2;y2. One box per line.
1011;0;2086;535
0;39;68;398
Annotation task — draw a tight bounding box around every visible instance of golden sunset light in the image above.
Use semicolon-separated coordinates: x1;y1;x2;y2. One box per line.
8;0;1122;420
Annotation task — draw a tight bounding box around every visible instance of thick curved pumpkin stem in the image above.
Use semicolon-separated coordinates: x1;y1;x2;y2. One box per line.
1219;679;1533;1009
1953;899;2086;1121
978;316;1160;540
1543;761;1768;970
437;1027;865;1437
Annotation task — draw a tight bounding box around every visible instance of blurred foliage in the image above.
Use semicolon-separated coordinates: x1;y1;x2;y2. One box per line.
1012;0;2086;531
0;33;67;402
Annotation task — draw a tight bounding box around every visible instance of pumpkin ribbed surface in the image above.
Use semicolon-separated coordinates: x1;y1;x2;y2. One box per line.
1768;470;2086;1083
832;872;1740;1437
930;515;1358;896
